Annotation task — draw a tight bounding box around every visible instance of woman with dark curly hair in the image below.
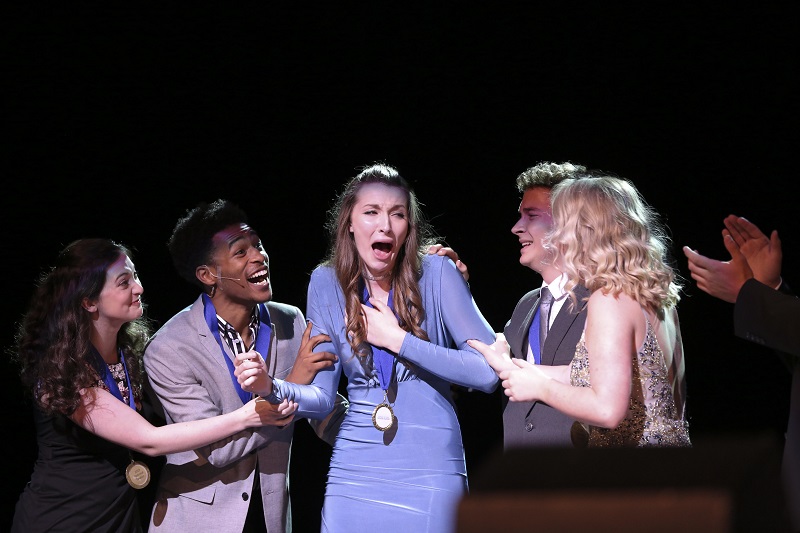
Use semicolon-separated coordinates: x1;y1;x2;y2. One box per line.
11;238;296;533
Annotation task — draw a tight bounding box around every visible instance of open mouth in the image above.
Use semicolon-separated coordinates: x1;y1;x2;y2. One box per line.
248;270;269;285
372;242;393;260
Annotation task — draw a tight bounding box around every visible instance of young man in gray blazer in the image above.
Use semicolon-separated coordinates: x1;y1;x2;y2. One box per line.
684;215;799;530
144;199;343;533
500;162;590;449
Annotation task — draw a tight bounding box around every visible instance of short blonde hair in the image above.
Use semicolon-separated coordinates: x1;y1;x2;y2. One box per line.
550;176;681;315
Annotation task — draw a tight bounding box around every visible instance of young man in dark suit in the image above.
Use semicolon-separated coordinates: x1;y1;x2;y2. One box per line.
480;162;591;449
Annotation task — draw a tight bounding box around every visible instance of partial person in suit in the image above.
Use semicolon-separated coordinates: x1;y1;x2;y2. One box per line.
473;175;691;448
684;214;799;529
144;199;344;533
10;238;296;533
473;161;590;449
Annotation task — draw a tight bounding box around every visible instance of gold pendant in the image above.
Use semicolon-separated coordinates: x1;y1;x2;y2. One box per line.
372;403;395;431
125;459;151;489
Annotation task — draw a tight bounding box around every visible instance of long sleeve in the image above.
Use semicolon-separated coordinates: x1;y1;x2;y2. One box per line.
269;269;344;419
398;255;499;393
735;279;800;358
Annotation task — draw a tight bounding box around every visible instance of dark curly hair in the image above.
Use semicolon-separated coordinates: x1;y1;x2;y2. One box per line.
168;199;249;288
14;239;151;416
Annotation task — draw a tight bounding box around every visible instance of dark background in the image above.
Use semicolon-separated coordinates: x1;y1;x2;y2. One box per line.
3;4;797;531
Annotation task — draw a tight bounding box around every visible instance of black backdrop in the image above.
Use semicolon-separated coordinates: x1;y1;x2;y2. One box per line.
3;5;797;531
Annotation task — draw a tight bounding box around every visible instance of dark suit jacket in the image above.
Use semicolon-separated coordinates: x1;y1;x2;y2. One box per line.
502;285;590;448
735;279;799;528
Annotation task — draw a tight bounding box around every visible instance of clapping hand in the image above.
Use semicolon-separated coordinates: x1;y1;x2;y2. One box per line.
723;215;782;288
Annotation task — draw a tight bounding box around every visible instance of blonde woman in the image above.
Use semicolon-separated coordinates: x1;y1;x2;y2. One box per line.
472;175;690;448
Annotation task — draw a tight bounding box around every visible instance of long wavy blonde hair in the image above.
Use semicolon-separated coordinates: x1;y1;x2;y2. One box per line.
549;176;681;317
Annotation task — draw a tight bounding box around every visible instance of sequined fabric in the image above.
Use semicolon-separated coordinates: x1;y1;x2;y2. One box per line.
569;317;691;448
96;361;140;409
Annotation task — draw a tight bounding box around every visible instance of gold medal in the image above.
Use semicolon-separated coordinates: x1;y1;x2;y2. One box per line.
126;459;151;489
372;403;395;431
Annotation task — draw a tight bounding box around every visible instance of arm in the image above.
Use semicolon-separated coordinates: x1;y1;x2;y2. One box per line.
735;278;800;357
235;308;347;443
70;387;295;457
468;334;572;382
285;321;337;384
498;293;632;428
144;335;288;467
364;256;498;393
265;271;343;418
234;319;336;393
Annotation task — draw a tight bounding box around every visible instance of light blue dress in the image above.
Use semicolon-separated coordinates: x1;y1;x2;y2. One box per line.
271;254;498;533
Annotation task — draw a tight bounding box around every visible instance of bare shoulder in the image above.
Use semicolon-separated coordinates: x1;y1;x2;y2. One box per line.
587;290;640;316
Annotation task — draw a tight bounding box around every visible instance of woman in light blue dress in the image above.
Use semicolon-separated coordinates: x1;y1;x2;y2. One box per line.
236;163;498;533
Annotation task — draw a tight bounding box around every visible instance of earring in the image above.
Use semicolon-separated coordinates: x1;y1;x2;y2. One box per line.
209;285;217;298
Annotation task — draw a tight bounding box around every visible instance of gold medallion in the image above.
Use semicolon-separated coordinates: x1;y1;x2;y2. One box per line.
126;459;151;489
372;403;395;431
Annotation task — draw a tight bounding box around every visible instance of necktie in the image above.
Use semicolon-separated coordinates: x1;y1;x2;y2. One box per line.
538;287;554;355
528;287;554;365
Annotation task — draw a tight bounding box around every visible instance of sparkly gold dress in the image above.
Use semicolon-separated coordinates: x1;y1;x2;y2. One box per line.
569;314;691;448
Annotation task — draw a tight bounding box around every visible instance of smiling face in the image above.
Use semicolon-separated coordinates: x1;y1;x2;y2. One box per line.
91;253;144;329
511;186;561;283
349;182;409;279
208;223;272;305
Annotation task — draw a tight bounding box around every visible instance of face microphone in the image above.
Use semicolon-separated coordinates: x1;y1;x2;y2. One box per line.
206;266;243;282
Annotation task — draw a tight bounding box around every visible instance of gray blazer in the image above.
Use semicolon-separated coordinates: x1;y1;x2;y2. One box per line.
735;279;799;528
144;295;312;533
502;285;590;449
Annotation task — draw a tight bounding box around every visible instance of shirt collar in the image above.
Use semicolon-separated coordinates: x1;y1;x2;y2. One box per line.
542;272;569;301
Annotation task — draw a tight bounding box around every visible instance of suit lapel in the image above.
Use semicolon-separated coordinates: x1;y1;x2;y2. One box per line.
541;285;589;366
190;296;234;373
515;289;542;359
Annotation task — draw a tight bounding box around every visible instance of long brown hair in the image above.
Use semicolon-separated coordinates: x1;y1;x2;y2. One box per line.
324;164;435;355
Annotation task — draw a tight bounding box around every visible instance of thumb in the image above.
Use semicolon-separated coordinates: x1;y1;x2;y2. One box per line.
512;358;528;369
770;229;781;251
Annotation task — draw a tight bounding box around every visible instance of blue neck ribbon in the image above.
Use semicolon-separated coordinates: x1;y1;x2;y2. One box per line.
202;293;273;404
362;284;396;391
89;346;136;410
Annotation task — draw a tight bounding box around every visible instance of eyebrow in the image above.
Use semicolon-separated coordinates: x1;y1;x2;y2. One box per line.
225;229;259;248
113;270;132;282
361;202;407;210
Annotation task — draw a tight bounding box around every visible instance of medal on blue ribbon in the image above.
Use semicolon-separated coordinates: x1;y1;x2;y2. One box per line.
90;346;151;489
363;285;397;431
